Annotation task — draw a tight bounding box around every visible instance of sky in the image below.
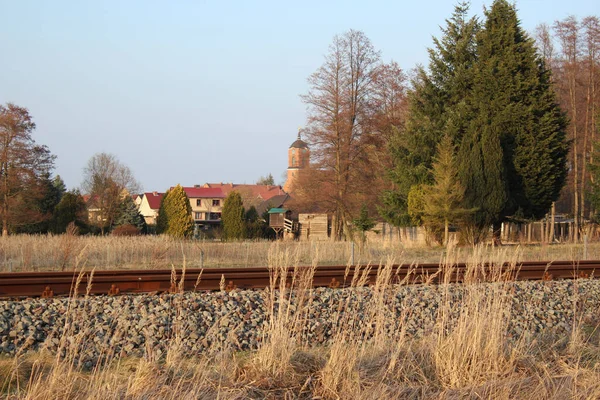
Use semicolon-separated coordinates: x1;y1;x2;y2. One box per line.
0;0;598;193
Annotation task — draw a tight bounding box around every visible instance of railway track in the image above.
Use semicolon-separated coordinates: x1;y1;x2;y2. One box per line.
0;260;597;298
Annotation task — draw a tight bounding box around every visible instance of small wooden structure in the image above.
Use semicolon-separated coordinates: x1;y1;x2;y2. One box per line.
268;208;294;238
298;213;329;241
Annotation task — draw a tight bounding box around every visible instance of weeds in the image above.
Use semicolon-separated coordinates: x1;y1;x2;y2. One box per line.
2;245;600;399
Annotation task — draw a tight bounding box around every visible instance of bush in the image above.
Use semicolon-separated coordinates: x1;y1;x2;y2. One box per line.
112;224;141;236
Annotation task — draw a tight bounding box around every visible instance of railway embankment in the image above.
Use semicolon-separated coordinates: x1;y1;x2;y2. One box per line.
1;279;599;367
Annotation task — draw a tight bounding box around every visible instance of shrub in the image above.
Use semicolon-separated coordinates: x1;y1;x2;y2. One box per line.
112;224;141;236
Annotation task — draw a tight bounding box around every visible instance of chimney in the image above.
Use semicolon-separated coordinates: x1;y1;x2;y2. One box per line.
153;191;158;196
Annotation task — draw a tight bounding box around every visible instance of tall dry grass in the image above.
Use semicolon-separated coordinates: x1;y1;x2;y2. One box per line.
1;234;600;272
2;245;600;398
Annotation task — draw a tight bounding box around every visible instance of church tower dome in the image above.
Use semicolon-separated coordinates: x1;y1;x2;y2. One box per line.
284;130;310;193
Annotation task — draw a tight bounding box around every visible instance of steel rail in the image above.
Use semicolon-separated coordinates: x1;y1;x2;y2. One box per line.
0;260;597;298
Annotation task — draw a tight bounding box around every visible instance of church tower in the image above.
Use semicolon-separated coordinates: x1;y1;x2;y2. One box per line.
283;130;309;193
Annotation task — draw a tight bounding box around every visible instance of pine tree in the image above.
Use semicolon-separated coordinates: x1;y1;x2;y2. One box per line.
382;3;479;226
156;189;171;234
244;205;264;239
353;204;376;247
459;0;568;242
222;191;246;241
165;185;194;238
51;190;88;234
17;173;65;233
114;196;147;233
421;135;474;245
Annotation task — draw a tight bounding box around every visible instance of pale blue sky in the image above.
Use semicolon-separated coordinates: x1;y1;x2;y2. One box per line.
0;1;597;192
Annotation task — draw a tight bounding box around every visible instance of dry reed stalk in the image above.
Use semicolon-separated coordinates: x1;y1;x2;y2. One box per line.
6;245;600;398
248;246;311;385
4;234;600;272
432;248;528;390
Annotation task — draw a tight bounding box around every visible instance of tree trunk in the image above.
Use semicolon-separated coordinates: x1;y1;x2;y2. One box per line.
492;221;502;246
444;218;449;247
549;202;556;243
2;172;7;237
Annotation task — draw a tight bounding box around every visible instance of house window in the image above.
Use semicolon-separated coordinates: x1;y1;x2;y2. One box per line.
212;199;220;206
196;199;201;207
209;212;221;220
195;212;202;220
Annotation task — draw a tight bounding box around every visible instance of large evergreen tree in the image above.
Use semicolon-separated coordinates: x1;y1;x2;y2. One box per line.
382;3;479;226
17;174;66;233
459;0;568;242
51;190;88;234
156;189;171;234
222;191;246;241
164;185;194;238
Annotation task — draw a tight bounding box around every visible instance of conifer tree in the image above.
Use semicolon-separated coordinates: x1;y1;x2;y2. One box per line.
155;189;171;234
459;0;568;242
51;190;88;233
353;204;376;248
421;135;473;245
244;205;264;239
382;3;479;225
114;196;147;233
165;185;194;238
222;191;246;241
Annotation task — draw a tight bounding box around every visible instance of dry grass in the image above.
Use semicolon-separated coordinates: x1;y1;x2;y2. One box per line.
0;234;599;272
2;245;600;399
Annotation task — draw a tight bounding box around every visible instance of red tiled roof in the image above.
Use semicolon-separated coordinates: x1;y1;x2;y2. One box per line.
203;183;285;200
144;192;164;210
180;187;225;199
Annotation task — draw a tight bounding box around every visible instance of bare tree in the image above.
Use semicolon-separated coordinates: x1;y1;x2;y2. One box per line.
555;16;583;241
81;153;141;234
0;104;55;236
535;23;556;68
301;30;382;239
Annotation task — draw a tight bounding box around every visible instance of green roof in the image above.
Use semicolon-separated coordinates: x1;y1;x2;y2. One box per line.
268;208;288;214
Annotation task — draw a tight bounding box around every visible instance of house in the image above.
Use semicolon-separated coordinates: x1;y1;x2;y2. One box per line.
202;183;288;211
181;186;225;229
82;194;102;224
133;194;142;207
138;192;164;225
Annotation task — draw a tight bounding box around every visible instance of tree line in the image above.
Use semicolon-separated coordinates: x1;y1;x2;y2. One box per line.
292;0;597;244
0;105;275;238
535;16;600;241
0;103;146;236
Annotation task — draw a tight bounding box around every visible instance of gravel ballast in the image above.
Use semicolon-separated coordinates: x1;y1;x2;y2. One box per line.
1;280;599;365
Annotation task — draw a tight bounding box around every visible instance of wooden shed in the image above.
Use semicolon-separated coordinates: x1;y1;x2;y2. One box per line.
268;208;294;237
298;213;329;241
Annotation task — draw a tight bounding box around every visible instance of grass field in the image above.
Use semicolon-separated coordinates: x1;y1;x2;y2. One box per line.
1;245;600;399
0;234;598;272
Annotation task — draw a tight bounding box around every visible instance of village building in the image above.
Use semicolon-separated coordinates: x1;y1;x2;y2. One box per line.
203;182;288;213
283;132;310;193
179;186;226;229
138;192;164;225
